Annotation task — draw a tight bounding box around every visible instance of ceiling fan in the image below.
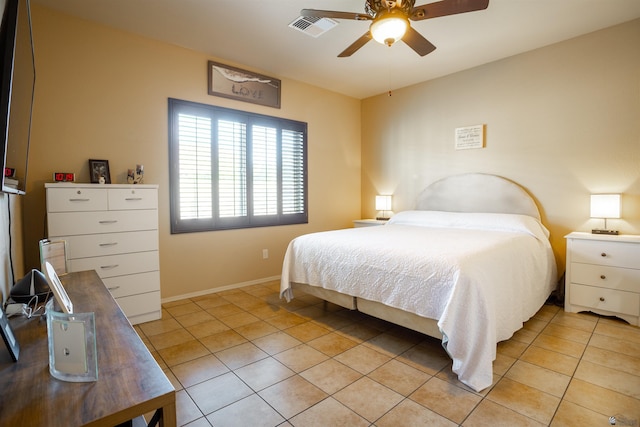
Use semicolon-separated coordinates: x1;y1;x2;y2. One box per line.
301;0;489;57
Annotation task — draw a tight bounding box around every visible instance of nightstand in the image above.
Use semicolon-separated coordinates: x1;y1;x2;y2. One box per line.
353;219;388;228
565;232;640;326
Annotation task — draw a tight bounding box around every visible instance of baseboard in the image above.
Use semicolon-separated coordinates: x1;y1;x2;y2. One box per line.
161;275;281;303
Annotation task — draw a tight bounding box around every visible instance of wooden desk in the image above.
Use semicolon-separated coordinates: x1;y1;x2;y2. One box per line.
0;270;176;427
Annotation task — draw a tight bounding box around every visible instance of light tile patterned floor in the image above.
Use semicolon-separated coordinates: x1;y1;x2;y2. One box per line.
135;280;640;426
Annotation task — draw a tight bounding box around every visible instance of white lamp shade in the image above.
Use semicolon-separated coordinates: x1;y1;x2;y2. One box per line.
376;195;392;211
370;13;408;45
590;194;621;219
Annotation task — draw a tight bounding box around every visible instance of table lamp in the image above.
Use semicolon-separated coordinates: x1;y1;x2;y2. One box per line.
376;195;392;220
590;194;620;235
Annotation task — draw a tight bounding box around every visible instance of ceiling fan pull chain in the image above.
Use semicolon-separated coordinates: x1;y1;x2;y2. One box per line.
386;46;393;96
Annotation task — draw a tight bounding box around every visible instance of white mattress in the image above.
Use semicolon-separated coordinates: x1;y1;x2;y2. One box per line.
281;211;557;391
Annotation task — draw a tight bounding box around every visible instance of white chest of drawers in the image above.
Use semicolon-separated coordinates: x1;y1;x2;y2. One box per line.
46;183;161;325
565;232;640;326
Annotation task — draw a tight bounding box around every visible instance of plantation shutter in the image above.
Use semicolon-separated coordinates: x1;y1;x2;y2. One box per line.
282;128;305;215
218;120;247;218
252;125;278;216
177;113;212;220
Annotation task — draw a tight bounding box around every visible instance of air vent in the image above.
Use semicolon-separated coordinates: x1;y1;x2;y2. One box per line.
289;16;338;38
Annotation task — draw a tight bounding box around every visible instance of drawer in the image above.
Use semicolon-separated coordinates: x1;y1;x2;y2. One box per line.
108;188;157;210
61;230;158;259
48;210;158;236
47;188;108;212
68;251;159;279
570;239;640;269
114;291;161;325
103;271;160;298
570;263;640;293
569;283;640;316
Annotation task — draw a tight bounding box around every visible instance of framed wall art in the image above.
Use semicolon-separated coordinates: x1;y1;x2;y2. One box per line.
88;159;111;184
455;124;485;150
208;60;281;109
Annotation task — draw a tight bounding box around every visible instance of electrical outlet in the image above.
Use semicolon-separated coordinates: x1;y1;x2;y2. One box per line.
262;249;269;259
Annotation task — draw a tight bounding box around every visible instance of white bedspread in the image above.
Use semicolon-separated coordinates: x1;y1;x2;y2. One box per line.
280;211;557;391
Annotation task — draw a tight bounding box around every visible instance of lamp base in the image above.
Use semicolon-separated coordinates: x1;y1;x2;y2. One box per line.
376;216;390;221
592;229;619;235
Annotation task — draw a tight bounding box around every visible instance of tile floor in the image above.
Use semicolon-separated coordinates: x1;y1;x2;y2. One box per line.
135;280;640;426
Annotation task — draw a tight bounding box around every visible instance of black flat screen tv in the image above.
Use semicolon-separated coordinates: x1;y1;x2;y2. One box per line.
0;0;35;195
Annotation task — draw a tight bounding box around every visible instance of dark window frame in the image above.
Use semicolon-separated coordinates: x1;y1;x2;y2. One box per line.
168;98;308;233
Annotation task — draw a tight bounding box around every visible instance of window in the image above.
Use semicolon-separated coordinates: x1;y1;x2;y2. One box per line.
168;98;307;233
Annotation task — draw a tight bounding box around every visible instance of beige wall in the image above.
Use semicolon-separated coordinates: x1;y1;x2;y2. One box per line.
0;193;24;302
21;6;361;299
361;19;640;274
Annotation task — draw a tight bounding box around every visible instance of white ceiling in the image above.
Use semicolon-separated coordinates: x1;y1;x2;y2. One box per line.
32;0;640;99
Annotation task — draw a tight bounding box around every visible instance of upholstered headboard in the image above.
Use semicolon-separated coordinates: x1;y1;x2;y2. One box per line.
415;173;541;221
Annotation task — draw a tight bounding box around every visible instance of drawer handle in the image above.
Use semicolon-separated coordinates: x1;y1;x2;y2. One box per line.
107;286;120;291
600;275;606;280
68;198;90;202
100;264;119;269
600;252;607;257
99;220;118;224
599;297;605;302
99;242;118;247
125;197;143;201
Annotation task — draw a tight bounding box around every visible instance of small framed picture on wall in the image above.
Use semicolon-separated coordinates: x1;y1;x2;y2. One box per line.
88;159;111;184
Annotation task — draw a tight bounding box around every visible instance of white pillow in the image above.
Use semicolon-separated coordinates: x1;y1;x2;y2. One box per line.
388;210;550;240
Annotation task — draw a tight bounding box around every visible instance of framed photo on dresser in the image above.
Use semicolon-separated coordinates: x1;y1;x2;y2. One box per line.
88;159;111;184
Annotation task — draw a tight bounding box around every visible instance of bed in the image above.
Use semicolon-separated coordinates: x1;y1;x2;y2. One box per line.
280;173;557;392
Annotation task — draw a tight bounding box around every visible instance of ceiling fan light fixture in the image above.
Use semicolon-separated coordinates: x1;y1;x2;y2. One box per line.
370;12;408;46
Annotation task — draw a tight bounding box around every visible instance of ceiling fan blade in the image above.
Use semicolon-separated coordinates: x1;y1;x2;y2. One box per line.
338;32;373;57
402;26;436;56
301;9;372;21
410;0;489;21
